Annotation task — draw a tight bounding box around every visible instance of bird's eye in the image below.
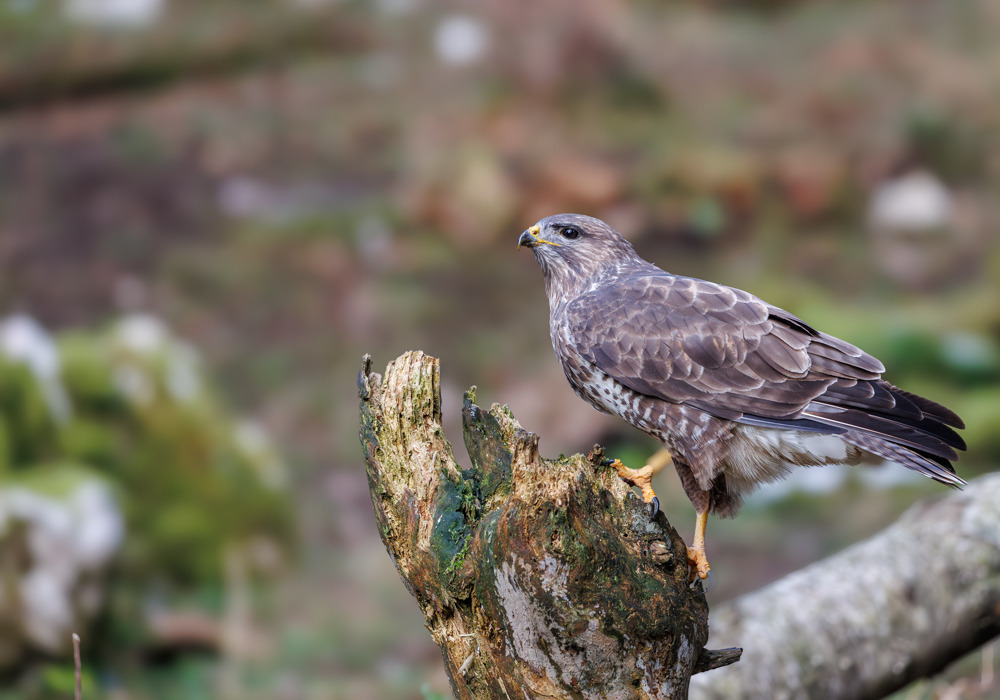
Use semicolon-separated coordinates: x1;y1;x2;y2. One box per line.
561;227;581;240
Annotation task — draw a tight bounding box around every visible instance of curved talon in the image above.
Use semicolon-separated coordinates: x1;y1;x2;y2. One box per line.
686;545;711;581
605;458;660;511
703;568;716;593
600;458;614;467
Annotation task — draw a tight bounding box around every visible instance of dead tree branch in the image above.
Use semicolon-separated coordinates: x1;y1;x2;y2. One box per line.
692;474;1000;700
358;351;739;700
0;13;371;111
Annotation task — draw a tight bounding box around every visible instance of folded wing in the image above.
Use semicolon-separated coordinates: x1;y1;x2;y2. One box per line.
567;273;966;486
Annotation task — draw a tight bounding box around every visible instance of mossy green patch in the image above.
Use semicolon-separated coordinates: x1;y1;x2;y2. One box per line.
430;476;472;578
461;395;512;506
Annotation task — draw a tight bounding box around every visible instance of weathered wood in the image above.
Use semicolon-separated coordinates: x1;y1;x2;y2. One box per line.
358;351;739;700
691;474;1000;700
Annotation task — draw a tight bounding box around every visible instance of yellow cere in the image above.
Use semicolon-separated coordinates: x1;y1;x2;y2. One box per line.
532;224;562;247
519;223;561;249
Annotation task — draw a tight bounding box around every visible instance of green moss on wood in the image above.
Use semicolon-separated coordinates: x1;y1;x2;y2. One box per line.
431;476;472;575
359;352;728;698
462;393;513;507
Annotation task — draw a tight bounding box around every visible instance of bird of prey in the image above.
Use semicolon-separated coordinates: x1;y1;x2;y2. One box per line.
518;213;966;580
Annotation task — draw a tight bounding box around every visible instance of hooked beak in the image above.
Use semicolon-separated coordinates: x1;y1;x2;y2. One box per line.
517;224;561;250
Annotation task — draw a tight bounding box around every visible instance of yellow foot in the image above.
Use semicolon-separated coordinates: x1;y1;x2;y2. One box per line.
687;545;711;581
602;458;659;517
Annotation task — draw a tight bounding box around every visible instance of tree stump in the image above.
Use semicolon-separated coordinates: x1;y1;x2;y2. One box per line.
358;351;739;700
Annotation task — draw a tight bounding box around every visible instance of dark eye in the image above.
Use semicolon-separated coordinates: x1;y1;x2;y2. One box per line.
561;226;580;240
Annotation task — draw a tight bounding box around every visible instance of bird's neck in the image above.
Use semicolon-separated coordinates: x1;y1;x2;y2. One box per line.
545;256;654;310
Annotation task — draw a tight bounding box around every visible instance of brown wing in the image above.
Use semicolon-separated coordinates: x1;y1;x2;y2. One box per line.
566;273;965;467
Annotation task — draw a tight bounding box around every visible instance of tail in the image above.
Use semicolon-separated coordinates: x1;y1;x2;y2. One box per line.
840;430;966;487
802;382;966;487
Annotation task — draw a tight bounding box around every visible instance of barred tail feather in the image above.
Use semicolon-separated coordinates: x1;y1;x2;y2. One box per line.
841;430;966;488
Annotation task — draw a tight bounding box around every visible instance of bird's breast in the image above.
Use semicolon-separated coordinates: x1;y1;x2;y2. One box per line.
552;327;673;441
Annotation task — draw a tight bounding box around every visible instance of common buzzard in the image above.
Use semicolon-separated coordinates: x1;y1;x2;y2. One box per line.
518;213;965;580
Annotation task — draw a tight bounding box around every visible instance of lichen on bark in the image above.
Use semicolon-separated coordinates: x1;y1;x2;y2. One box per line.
359;351;739;699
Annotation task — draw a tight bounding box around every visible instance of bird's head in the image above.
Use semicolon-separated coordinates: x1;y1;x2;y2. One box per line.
518;213;643;299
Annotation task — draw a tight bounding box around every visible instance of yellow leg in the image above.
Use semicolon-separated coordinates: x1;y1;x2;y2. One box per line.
687;510;711;581
604;451;711;580
645;449;673;476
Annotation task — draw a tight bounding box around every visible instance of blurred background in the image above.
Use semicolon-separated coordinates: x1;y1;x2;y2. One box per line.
0;0;998;698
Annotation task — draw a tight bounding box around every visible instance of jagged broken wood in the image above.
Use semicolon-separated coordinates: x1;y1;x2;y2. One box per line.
358;351;740;700
692;474;1000;700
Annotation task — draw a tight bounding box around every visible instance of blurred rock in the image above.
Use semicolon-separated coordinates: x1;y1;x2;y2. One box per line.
866;170;976;289
434;15;490;66
0;315;71;425
63;0;165;29
0;466;123;667
868;170;953;233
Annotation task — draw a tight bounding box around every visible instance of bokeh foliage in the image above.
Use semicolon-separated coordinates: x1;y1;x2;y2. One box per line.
0;316;292;587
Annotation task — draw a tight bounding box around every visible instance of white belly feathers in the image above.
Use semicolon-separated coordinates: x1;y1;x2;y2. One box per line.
723;425;863;496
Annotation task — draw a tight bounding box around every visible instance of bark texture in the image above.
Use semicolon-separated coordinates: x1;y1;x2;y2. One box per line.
358;351;739;700
691;473;1000;700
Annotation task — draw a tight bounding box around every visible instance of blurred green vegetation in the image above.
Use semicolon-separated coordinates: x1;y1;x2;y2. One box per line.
0;316;292;678
1;317;292;584
58;321;291;584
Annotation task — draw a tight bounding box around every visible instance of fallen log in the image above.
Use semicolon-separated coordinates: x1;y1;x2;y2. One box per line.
692;474;1000;700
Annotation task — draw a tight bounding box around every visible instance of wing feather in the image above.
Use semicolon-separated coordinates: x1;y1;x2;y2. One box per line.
756;334;811;376
564;272;965;468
